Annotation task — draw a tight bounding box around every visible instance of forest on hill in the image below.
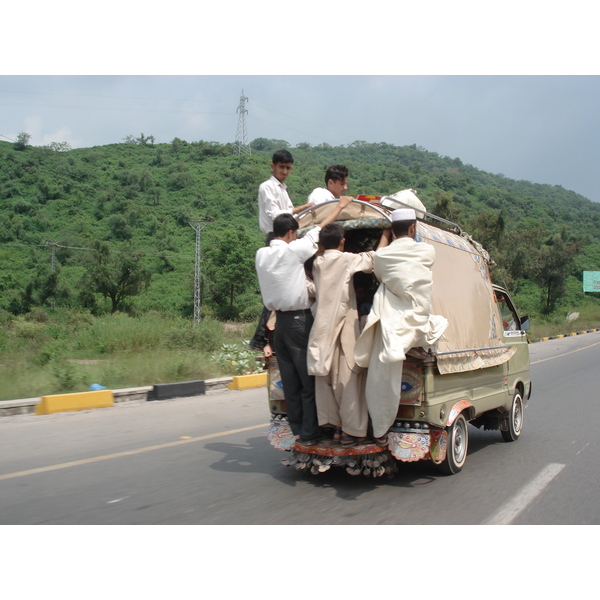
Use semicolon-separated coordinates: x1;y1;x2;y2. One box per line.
1;135;600;324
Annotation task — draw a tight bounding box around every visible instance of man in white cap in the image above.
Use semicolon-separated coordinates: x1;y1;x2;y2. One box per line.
354;208;448;444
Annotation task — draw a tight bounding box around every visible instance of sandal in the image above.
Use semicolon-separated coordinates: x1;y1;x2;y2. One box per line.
333;428;342;442
340;434;366;447
374;435;388;447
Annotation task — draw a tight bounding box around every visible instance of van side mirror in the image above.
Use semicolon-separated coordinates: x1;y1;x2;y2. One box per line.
520;316;530;331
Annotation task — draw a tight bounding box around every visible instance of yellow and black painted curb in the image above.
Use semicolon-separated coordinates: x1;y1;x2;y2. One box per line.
228;372;268;390
36;390;114;415
538;328;599;342
0;375;266;418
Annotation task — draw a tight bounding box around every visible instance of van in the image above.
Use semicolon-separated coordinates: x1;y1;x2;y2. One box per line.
266;193;531;477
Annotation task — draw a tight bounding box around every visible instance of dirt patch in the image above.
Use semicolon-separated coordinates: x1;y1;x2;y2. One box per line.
67;359;103;364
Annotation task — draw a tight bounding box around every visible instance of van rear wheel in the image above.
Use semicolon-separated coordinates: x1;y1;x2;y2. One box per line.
437;413;468;475
501;391;524;442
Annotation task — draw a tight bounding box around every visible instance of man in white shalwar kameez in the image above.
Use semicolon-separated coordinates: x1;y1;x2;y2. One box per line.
354;209;448;441
307;224;390;445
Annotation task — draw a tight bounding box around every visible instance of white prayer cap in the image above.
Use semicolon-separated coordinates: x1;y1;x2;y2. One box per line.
391;208;416;222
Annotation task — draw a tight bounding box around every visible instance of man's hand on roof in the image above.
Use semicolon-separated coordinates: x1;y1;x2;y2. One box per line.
338;195;354;209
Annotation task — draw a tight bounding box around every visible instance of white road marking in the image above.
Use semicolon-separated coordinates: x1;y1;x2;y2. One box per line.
531;340;600;365
576;443;590;456
483;463;566;525
0;423;269;482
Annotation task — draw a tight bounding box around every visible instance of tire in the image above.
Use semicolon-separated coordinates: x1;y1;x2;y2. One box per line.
501;391;524;442
437;413;469;475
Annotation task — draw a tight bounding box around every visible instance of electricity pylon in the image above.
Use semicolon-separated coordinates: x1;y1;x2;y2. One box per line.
189;221;208;324
234;90;251;156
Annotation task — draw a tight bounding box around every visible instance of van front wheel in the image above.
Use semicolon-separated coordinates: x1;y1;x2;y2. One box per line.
437;413;468;475
501;391;524;442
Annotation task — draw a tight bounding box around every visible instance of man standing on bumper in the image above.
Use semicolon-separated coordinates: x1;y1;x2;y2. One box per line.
255;196;353;445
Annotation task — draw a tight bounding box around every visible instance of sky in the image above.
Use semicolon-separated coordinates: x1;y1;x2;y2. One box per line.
2;3;599;207
2;74;598;202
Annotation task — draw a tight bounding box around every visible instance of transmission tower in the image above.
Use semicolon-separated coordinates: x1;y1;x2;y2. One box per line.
234;90;251;155
189;221;208;324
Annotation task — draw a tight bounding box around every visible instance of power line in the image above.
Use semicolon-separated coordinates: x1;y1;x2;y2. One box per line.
0;100;231;117
1;242;194;259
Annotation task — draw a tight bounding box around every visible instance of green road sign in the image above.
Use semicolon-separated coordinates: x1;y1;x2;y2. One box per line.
583;271;600;292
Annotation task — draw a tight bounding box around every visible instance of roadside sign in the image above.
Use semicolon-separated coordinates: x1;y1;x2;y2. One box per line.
583;271;600;292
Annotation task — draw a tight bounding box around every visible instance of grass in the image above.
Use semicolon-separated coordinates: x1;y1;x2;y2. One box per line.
3;304;600;402
528;304;600;341
0;309;258;401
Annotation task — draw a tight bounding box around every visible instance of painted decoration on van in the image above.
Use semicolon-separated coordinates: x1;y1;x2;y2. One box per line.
429;429;448;463
490;312;498;339
268;420;296;451
400;363;422;405
470;252;490;281
388;432;430;462
447;400;473;426
268;358;285;402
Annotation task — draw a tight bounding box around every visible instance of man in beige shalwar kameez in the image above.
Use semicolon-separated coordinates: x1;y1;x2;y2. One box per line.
354;208;448;441
307;223;390;446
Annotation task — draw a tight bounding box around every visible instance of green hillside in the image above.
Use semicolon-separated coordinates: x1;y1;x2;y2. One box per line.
1;136;599;322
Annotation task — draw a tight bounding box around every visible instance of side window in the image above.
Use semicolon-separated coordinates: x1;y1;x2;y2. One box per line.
495;292;520;331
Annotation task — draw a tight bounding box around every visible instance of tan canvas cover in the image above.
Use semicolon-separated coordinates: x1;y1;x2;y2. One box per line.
296;199;515;375
297;199;388;233
416;222;516;374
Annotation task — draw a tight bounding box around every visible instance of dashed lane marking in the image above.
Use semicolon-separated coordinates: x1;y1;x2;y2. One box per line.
0;423;269;482
531;340;600;365
482;463;566;525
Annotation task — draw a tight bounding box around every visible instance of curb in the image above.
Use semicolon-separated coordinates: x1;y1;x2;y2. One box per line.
0;375;243;418
538;329;598;342
228;373;268;390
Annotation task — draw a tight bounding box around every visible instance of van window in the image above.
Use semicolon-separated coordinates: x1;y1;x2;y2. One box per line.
495;291;519;331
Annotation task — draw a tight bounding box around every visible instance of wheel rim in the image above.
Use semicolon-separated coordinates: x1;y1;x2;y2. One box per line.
513;395;523;434
453;417;467;465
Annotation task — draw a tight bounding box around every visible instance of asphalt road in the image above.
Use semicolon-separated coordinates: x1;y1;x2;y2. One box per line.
2;332;600;526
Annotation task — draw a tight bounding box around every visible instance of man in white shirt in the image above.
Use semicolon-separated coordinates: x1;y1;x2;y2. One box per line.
256;195;353;445
257;149;314;237
250;150;315;352
307;165;350;206
354;208;448;442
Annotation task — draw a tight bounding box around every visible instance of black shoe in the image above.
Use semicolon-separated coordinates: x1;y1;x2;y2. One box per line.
297;437;320;446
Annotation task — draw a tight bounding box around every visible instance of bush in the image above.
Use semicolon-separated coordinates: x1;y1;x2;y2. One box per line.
35;339;65;366
12;317;46;340
25;307;49;323
164;319;224;352
212;342;262;375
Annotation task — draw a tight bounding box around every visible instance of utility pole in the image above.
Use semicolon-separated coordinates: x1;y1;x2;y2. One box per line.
45;241;57;309
188;221;209;324
234;90;251;156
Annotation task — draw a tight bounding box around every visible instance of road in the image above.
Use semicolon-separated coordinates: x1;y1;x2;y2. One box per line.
2;332;600;526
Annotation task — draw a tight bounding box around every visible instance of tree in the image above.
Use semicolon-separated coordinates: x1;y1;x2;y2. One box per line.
14;132;31;151
122;133;155;145
203;229;258;319
41;141;72;152
82;241;151;313
250;138;290;152
432;190;461;223
530;235;582;315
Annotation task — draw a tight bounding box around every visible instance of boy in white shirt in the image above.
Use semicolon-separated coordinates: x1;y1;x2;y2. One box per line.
257;149;314;237
250;150;315;352
307;165;350;206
